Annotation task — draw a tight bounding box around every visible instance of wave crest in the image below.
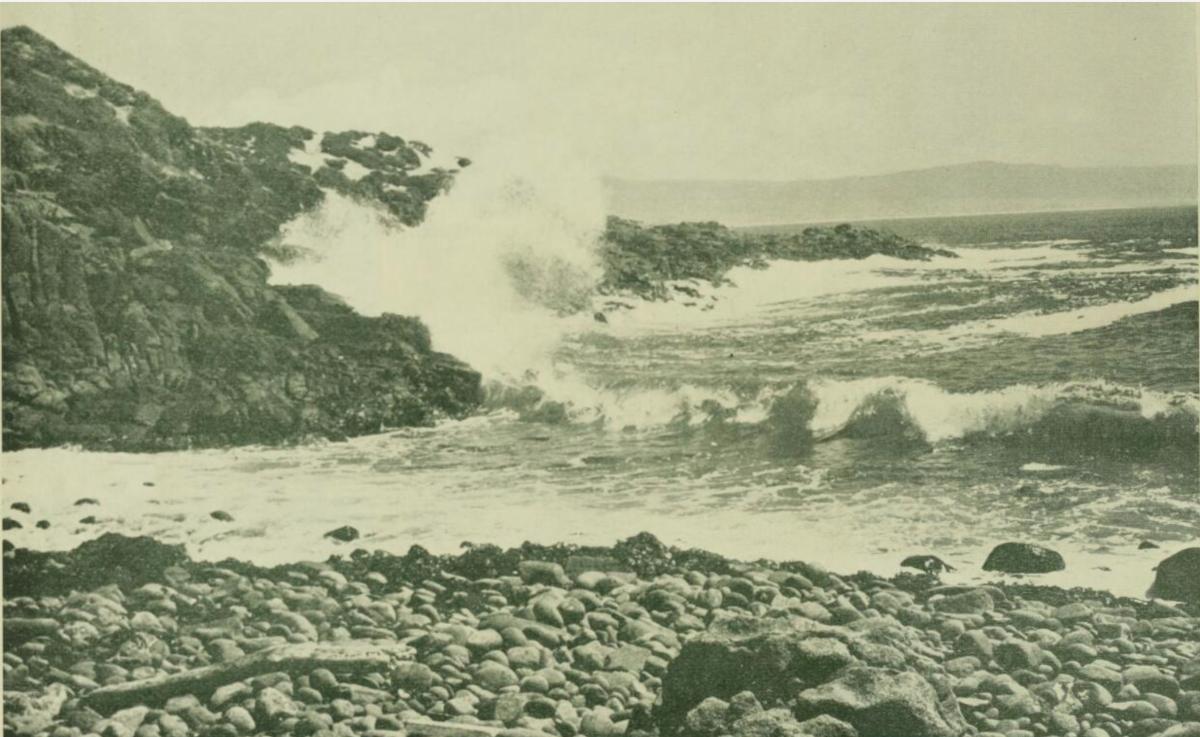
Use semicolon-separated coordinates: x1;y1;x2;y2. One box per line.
486;373;1198;455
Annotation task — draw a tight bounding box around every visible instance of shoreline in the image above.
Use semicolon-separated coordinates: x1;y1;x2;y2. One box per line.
4;530;1198;737
1;450;1194;604
6;529;1197;619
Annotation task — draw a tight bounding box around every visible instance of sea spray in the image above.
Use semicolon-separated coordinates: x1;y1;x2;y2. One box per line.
269;139;607;384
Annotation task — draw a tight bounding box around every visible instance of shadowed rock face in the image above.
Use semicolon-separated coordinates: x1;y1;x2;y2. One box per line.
982;543;1066;574
1148;547;1200;604
1;26;481;450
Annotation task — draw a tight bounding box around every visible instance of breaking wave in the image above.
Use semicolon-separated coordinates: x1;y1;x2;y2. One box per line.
488;375;1199;454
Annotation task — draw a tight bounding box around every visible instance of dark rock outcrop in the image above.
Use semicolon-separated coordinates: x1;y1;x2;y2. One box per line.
4;533;187;596
1148;547;1200;604
982;542;1065;574
1;27;481;451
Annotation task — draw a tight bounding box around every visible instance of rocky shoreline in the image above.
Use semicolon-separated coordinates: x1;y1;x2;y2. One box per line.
2;27;481;452
5;527;1198;737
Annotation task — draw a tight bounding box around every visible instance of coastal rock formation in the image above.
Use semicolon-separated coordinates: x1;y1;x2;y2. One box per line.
598;219;956;303
1;27;481;450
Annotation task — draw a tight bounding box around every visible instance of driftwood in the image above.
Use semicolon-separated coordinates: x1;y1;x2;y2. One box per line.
81;640;412;714
402;721;544;737
403;722;501;737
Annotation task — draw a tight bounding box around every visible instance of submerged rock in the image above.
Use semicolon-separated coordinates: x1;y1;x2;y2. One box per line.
982;543;1065;574
901;555;955;575
324;526;360;543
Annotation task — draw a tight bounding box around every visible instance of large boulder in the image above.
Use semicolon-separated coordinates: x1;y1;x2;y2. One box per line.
1147;547;1199;604
982;543;1065;574
794;667;966;737
656;616;861;733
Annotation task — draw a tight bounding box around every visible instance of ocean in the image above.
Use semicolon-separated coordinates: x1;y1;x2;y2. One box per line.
5;205;1197;599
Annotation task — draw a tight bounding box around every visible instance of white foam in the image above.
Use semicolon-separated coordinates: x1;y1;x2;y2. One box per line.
805;376;1196;444
606;244;1099;333
986;284;1198;337
108;103;132;125
336;158;372;182
1021;462;1070;472
271;139;606;384
288;135;329;171
0;440;1178;600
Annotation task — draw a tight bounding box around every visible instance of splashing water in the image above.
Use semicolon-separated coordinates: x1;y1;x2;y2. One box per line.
269;141;606;384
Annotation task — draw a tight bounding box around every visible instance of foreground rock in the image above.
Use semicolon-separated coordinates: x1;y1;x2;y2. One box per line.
795;667;965;737
4;532;1199;737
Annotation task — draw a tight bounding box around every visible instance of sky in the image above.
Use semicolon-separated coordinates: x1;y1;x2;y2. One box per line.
3;3;1197;181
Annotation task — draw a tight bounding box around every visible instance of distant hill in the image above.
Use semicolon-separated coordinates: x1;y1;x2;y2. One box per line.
605;162;1199;226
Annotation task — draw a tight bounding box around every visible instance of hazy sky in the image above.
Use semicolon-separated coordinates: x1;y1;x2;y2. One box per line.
3;3;1196;180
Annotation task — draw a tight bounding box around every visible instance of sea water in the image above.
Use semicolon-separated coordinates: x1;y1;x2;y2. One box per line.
5;206;1197;599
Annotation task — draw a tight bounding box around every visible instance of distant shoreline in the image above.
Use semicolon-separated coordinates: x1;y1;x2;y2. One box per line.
735;202;1200;233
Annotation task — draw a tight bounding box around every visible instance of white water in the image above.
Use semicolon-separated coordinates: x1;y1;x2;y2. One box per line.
271;142;606;384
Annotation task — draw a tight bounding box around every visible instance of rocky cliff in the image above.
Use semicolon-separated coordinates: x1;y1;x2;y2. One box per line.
1;26;483;451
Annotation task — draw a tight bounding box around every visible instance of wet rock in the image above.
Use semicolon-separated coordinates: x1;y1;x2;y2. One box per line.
477;663;519;691
657;618;860;732
467;629;503;654
933;589;993;615
1147;548;1199;604
518;561;570;588
982;543;1065;574
210;511;234;522
11;502;31;514
794;667;966;737
1139;541;1160;550
955;631;993;660
606;644;652;673
683;697;730;736
727;708;809;737
901;555;956;575
795;714;860;737
4;517;23;530
1123;665;1180;699
5;684;72;736
255;687;299;726
75;498;100;506
324;526;360;543
995;641;1042;672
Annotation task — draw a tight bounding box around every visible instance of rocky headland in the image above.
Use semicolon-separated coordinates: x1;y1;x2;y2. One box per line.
2;26;962;452
4;520;1199;737
1;26;481;452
